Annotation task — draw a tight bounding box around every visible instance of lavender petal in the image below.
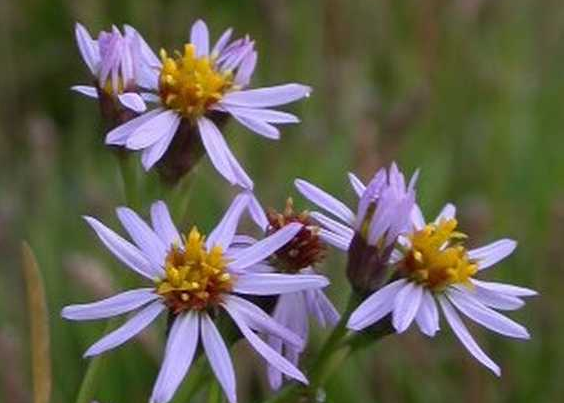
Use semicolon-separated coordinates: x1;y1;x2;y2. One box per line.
197;117;237;185
207;193;250;250
118;92;147;113
151;312;200;403
434;203;456;223
75;23;99;74
224;302;308;384
469;239;517;271
125;110;179;150
224;295;303;348
71;85;99;98
392;281;423;333
294;179;355;224
233;273;328;296
84;301;163;357
83;216;154;279
348;172;366;197
347;279;407;331
190;20;210;57
201;313;237;403
229;223;302;270
438;295;501;376
311;212;354;240
62;288;158;321
470;279;537;297
221;84;312;108
414;289;440;337
150;201;181;247
116;207;167;273
106;108;164;146
446;289;530;339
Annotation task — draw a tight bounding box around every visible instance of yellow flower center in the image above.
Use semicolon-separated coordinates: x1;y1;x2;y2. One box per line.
156;227;233;312
158;44;234;120
400;219;478;292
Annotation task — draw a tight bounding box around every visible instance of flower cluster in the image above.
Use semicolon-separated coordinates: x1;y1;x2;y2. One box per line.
64;17;537;403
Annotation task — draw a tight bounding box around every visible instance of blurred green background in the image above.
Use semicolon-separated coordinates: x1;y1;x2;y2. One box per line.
0;0;561;402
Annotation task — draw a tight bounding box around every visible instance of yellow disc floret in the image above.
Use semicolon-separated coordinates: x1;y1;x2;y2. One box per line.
400;219;478;292
156;227;233;313
158;44;234;119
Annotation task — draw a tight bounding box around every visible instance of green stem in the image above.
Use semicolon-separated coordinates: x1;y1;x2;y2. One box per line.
207;379;222;403
118;154;139;208
75;320;117;403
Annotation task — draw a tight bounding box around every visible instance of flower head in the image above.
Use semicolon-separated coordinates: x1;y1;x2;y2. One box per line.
347;203;537;376
295;163;417;292
259;198;339;390
62;194;329;403
105;19;311;187
72;23;155;113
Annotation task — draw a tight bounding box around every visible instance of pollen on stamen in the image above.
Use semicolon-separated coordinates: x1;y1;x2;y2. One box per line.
399;219;478;292
158;44;234;120
155;227;233;313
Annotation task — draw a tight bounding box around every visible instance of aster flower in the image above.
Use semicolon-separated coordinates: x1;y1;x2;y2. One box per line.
295;163;417;291
72;23;155;113
104;19;311;188
347;203;537;375
261;199;340;389
62;194;329;403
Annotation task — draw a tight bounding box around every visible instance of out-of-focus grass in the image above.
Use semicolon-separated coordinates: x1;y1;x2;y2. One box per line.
1;0;562;402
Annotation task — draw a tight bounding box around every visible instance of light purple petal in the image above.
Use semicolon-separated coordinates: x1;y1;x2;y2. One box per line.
62;288;158;321
318;229;351;251
348;172;366;197
207;193;250;250
223;302;308;384
224;295;303;348
212;28;233;57
221;139;254;190
197;117;237;185
126;110;179;150
141;92;161;103
410;204;426;231
248;193;268;231
469;239;517;271
75;23;99;74
310;212;354;240
305;288;340;328
151;312;200;403
462;283;525;311
141;120;178;170
124;24;161;68
190;20;210;57
435;203;456;223
234;51;257;87
106;108;164;146
201;313;236;403
71;85;98;98
150;201;181;247
414;289;440;337
295;179;355;224
83;216;154;279
446;289;530;339
224;105;299;124
347;279;407;331
233;273;329;296
267;336;284;390
221;84;312;108
392;282;423;333
84;301;163;357
470;279;537;297
438;296;501;376
231;114;280;139
229;223;303;270
116;207;167;274
118;92;147;112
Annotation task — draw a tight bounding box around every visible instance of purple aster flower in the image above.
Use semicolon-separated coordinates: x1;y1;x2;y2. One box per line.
295;163;417;291
72;23;155;113
347;203;537;375
261;199;340;390
104;19;311;188
62;193;329;403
